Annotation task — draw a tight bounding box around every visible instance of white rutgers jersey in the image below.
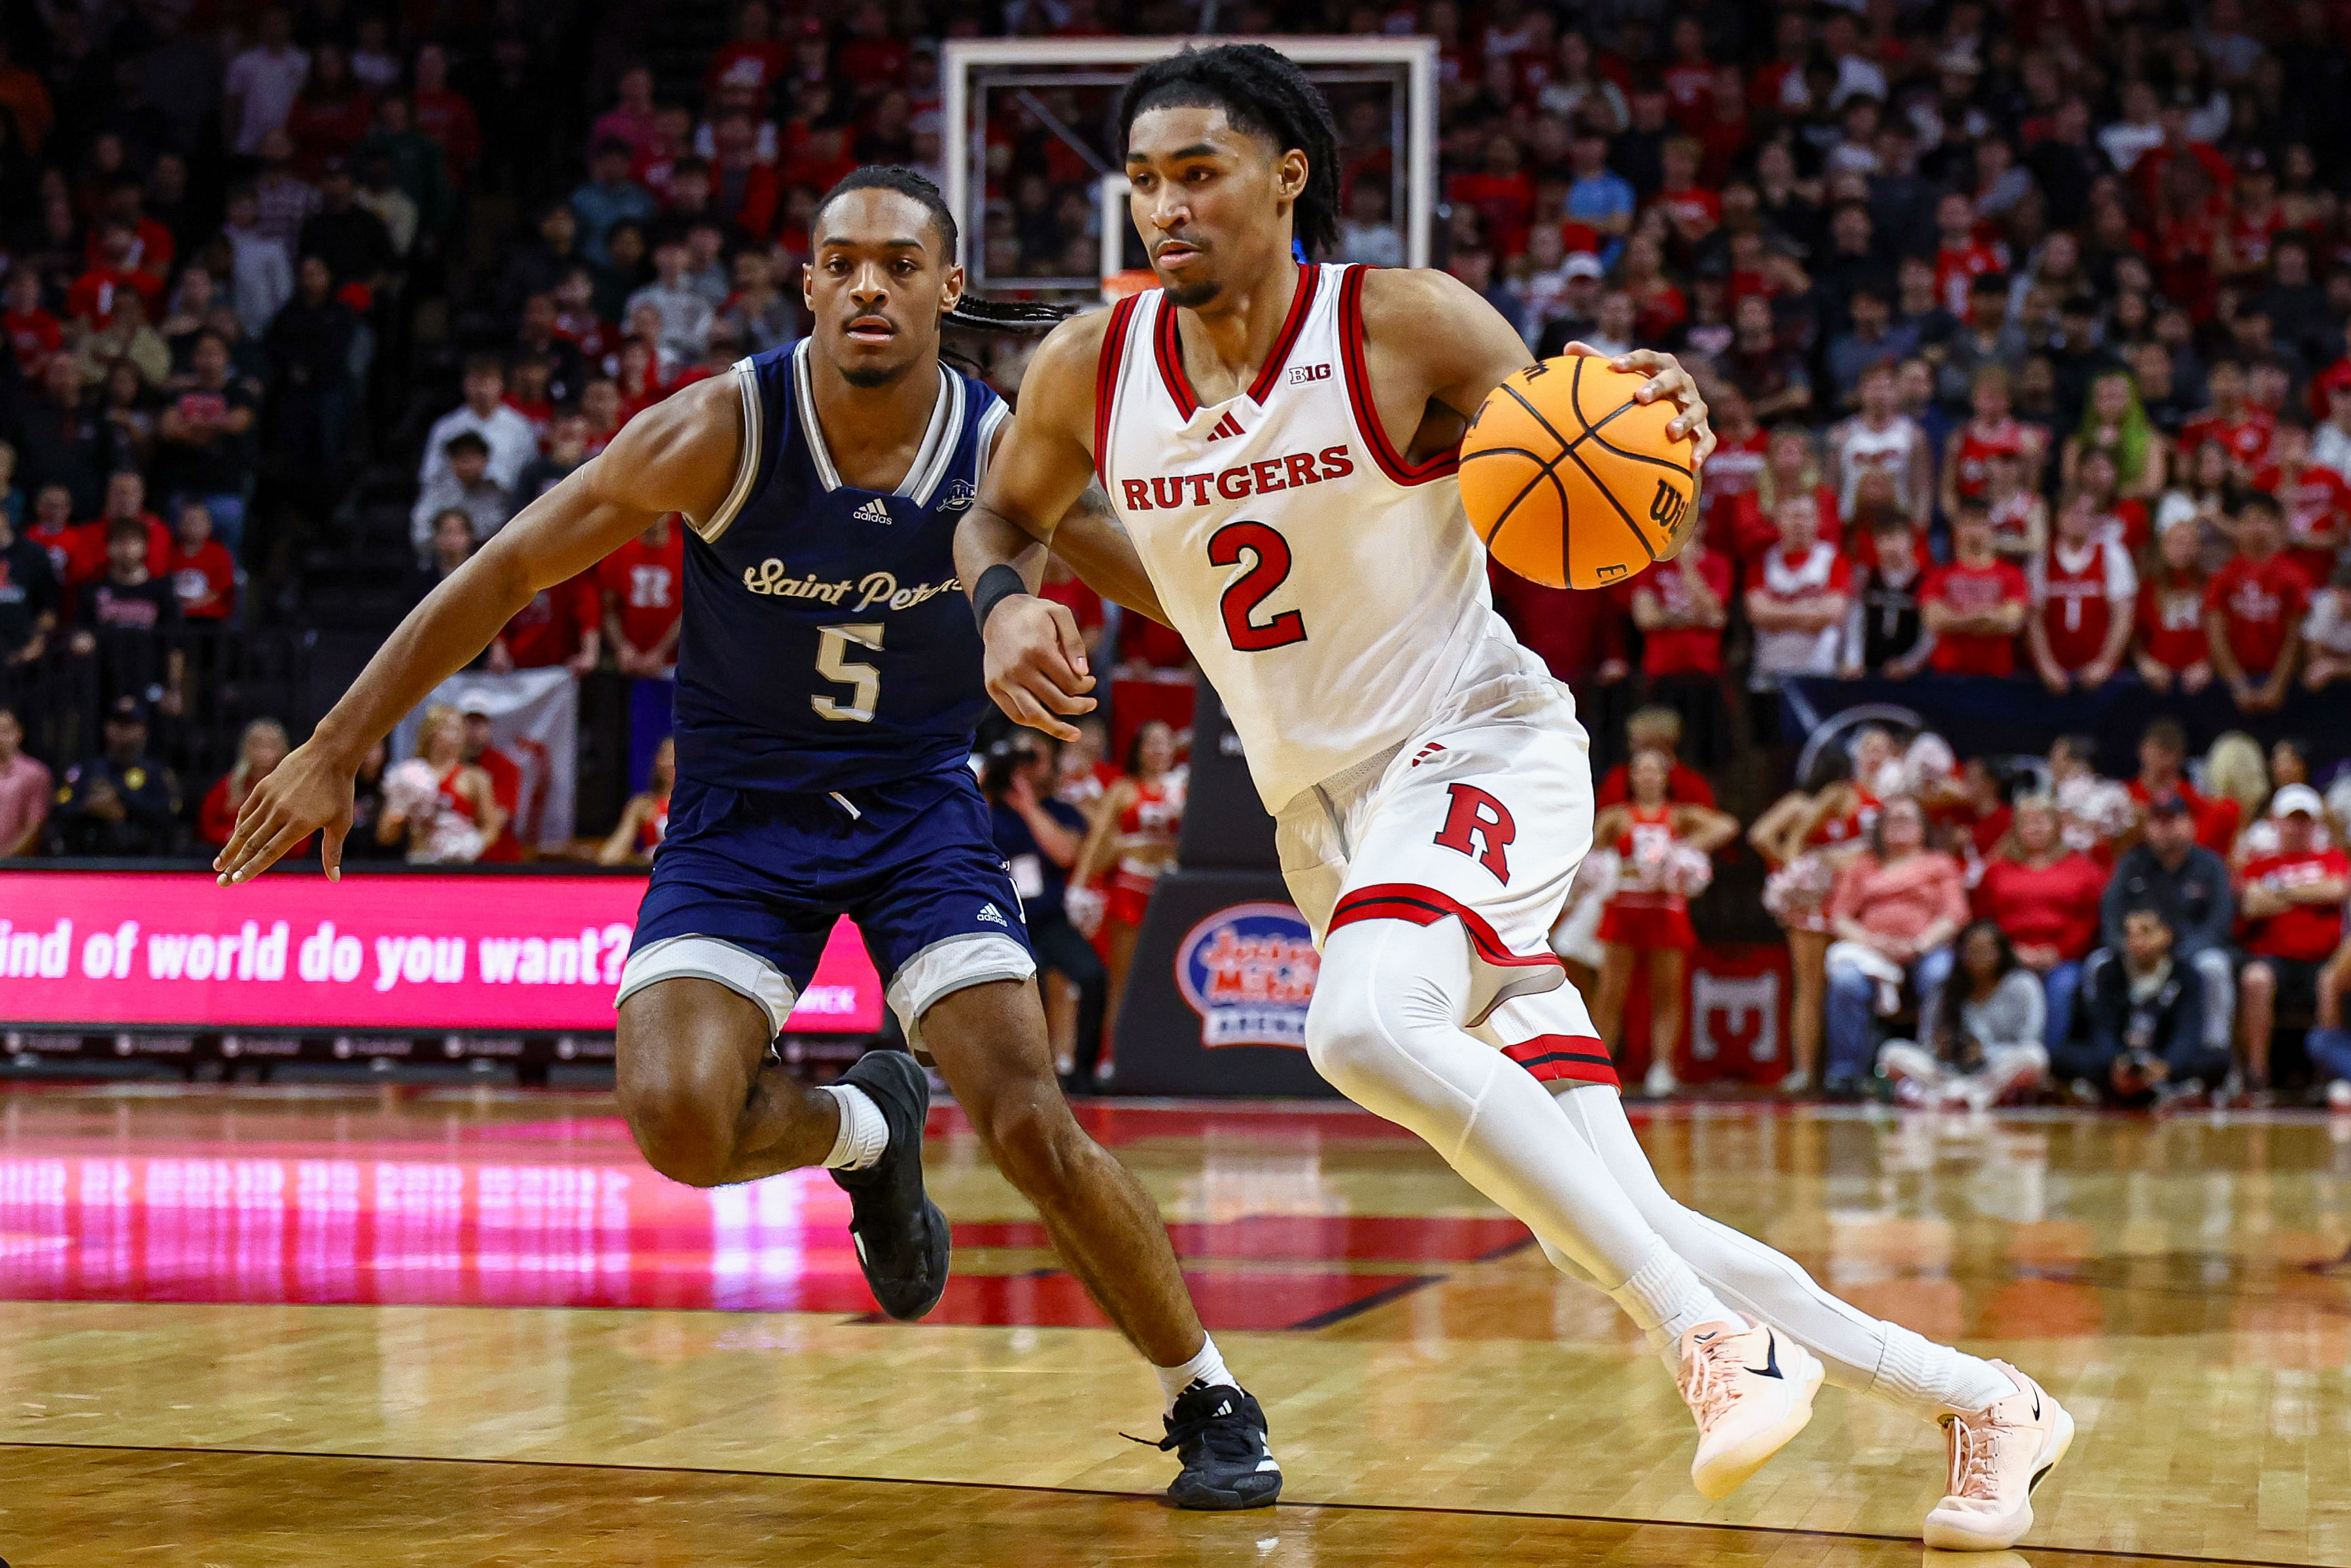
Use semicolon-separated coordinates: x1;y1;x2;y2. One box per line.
1094;262;1525;812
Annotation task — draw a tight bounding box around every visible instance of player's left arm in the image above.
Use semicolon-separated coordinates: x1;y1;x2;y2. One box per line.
984;419;1169;626
1359;269;1715;553
960;310;1119;740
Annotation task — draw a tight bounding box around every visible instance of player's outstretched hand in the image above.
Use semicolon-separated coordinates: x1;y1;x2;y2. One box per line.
1558;343;1716;470
213;739;358;886
983;595;1097;742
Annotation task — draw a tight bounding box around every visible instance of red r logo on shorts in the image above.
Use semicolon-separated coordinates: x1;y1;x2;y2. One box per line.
1433;783;1514;884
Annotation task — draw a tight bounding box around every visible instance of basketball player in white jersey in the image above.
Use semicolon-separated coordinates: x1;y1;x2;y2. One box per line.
958;44;2072;1550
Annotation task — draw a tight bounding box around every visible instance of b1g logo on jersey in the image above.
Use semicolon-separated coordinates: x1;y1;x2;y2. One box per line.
1175;901;1319;1049
1286;362;1331;385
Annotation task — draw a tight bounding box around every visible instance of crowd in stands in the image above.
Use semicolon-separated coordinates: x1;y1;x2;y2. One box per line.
1628;706;2351;1109
12;1;2351;1097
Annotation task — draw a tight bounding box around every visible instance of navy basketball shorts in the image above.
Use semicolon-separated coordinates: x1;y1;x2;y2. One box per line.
616;765;1036;1051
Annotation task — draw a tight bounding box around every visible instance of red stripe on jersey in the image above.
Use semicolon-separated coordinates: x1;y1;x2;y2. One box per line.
1153;292;1198;420
1244;263;1321;404
1328;882;1563;974
1094;293;1141;487
1336;265;1459;486
1503;1034;1621;1089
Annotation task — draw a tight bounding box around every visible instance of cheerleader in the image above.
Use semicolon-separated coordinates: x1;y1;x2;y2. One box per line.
1592;748;1739;1096
1071;721;1186;1085
1755;746;1878;1094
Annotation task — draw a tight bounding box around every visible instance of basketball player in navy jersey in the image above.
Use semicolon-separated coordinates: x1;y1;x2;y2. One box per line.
215;168;1283;1509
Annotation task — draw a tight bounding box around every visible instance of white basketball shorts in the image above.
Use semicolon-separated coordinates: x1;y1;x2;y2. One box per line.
1274;671;1617;1089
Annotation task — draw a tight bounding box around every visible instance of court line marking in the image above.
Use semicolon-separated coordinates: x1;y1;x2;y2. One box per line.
0;1440;2301;1567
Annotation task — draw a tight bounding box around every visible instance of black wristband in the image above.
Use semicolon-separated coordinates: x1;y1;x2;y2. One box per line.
972;563;1030;632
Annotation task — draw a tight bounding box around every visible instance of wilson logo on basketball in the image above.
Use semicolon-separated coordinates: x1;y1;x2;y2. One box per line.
1648;479;1689;532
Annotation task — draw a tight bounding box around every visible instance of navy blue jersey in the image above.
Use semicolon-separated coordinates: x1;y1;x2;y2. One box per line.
672;339;1007;793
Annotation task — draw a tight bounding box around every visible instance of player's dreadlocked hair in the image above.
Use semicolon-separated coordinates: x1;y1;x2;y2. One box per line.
1116;44;1342;260
814;166;1068;333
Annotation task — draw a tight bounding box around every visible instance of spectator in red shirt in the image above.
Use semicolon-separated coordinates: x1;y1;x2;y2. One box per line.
2134;518;2212;693
1628;535;1732;771
92;470;171;578
461;702;527;862
65;217;166;331
2237;784;2351;1094
2;266;61;377
410;44;481;183
1650;137;1721;249
1593;706;1718;809
1976;793;2108;1049
2204;491;2308;711
1921;502;2030;676
1932;191;2005;319
1658;16;1714;125
2179;358;2275;474
1447;133;1535;260
2119;717;2235;858
591;66;661;164
27;481;97;595
707;109;782;239
599;515;684;676
2028;490;2136;691
704;1;791;107
161;501;235;622
489;572;601;672
2254;421;2348;584
1727;424;1837;562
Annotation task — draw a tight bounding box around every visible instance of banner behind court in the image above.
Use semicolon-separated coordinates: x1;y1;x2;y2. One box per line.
0;871;882;1034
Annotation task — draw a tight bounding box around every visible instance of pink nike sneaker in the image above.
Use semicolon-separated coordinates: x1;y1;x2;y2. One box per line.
1677;1317;1823;1499
1923;1363;2075;1550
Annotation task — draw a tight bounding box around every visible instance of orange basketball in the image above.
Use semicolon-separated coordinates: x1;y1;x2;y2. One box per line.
1457;358;1699;591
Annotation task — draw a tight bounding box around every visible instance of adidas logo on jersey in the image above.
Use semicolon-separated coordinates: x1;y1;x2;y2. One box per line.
852;497;894;525
1204;411;1247;442
977;903;1010;928
1410;742;1448;769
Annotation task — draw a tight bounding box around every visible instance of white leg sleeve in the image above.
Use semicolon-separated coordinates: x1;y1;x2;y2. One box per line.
1546;1081;2014;1421
1308;918;1734;1343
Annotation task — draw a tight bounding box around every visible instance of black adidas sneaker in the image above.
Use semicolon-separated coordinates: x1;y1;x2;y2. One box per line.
827;1049;950;1321
1155;1382;1282;1510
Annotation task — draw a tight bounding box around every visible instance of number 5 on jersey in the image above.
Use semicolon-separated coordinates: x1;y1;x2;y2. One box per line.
1210;521;1308;652
813;623;883;722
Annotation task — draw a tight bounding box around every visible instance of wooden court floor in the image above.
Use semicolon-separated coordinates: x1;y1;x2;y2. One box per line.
0;1085;2343;1565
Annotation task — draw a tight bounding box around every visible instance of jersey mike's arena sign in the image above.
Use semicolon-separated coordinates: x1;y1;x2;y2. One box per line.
0;872;881;1035
1174;901;1319;1049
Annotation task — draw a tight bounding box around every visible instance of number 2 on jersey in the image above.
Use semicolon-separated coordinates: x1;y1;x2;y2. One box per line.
1209;521;1308;652
812;624;883;723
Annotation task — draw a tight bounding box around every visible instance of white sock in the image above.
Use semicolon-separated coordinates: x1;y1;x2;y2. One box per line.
1608;1244;1737;1367
1871;1323;2015;1420
818;1083;888;1171
1153;1333;1238;1412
